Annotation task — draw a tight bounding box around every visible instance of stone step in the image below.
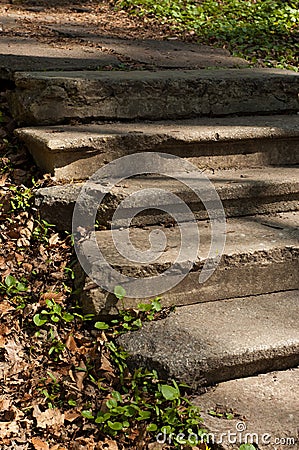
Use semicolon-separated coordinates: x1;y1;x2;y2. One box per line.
193;368;299;449
35;166;299;231
9;68;299;125
15;115;299;180
77;211;299;316
117;291;299;389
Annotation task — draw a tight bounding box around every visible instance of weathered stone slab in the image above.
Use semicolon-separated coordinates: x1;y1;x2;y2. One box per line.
193;369;299;449
9;68;299;125
0;36;120;80
77;212;299;315
94;38;249;69
117;291;299;388
15;115;299;180
35;167;299;231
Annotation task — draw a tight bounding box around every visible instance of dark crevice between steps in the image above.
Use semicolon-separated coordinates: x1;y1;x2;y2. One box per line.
16;108;299;127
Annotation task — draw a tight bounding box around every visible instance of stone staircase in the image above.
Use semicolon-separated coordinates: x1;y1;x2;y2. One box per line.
7;66;299;448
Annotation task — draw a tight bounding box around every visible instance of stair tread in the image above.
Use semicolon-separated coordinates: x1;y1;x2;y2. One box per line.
83;211;299;268
194;368;299;449
14;67;299;81
16;114;299;150
118;290;299;388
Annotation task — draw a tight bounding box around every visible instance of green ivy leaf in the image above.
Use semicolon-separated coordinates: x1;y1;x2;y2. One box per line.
239;445;256;450
5;275;16;287
160;384;180;401
112;391;122;402
95;412;111;423
16;282;27;292
45;299;54;308
81;410;94;419
107;420;123;430
114;285;126;300
62;312;74;322
137;411;151;420
94;321;110;330
106;398;118;409
151;298;162;311
33;314;47;327
51;315;60;323
147;423;158;432
137;302;152;312
132;318;142;328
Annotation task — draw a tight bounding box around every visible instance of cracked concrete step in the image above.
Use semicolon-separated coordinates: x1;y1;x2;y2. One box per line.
117;291;299;389
15;115;299;180
35;166;299;231
77;212;299;316
9;68;299;125
193;368;299;449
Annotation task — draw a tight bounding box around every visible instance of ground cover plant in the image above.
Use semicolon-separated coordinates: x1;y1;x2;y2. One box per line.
116;0;299;70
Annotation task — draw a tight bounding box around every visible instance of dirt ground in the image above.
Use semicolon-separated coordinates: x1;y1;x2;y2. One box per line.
0;0;248;74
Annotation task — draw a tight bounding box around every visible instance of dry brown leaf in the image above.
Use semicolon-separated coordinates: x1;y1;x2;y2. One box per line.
100;354;114;374
50;446;68;450
0;256;6;269
0;174;8;186
0;335;5;347
4;339;24;367
64;410;80;422
0;397;11;411
97;438;119;450
40;292;64;305
14;252;24;263
33;406;65;429
65;334;78;353
75;360;87;391
0;301;14;315
147;444;165;450
0;421;19;439
6;229;20;239
0;324;10;335
51;272;65;280
49;233;60;246
17;236;30;247
31;437;50;450
39;244;48;260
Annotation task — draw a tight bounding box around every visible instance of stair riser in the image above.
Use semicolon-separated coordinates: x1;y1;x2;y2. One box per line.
20;136;299;181
200;352;299;386
80;249;299;316
125;347;299;388
36;190;299;232
9;69;299;125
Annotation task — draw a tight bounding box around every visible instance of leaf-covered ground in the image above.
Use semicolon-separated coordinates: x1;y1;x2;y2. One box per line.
117;0;299;70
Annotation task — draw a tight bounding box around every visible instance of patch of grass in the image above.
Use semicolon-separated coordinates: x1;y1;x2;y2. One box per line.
117;0;299;70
